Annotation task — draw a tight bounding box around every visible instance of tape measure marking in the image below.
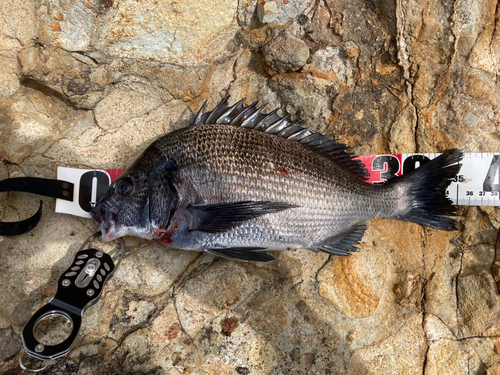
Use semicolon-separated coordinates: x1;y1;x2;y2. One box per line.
356;152;500;207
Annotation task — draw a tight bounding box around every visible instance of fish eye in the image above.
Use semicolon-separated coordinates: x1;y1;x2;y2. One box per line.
117;178;133;197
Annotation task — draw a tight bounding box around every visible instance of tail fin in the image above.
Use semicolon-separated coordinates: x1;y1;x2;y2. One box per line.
391;149;463;231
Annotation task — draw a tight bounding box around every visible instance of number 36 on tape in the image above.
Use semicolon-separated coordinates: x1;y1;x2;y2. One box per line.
56;153;500;219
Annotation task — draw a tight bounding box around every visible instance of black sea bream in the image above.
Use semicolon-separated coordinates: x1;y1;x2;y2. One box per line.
91;98;463;262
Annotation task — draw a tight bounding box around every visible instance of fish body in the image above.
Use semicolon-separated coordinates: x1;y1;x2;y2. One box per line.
92;98;462;262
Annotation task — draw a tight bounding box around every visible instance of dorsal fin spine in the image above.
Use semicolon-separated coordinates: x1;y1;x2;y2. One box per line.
206;97;229;124
278;123;302;138
266;115;292;135
232;101;258;126
241;105;267;128
255;108;280;131
216;107;234;125
290;129;312;141
192;100;207;125
216;99;246;125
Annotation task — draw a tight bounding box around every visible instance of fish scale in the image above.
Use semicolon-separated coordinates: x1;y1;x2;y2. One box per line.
92;98;462;262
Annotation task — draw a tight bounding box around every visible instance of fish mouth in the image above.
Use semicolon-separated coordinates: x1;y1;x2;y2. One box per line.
91;206;118;242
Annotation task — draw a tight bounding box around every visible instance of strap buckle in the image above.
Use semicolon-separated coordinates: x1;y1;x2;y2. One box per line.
0;177;74;236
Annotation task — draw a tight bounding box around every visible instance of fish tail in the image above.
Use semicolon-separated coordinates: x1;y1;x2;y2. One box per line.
391;149;463;231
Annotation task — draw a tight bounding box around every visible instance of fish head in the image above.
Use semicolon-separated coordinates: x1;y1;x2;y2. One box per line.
91;158;178;242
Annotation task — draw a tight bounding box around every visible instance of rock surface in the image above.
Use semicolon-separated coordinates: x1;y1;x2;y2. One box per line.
1;0;500;374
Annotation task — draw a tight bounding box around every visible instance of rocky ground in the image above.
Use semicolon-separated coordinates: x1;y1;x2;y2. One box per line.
1;0;500;374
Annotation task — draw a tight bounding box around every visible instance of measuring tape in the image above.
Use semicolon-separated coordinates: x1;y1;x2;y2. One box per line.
55;152;499;219
356;152;500;207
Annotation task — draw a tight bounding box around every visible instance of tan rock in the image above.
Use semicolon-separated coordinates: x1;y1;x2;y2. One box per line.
92;0;239;66
0;36;22;98
111;243;198;297
0;0;36;44
262;28;310;74
94;78;165;131
310;43;359;86
347;314;426;374
317;246;387;318
249;333;279;374
469;0;500;74
389;104;416;153
0;88;88;164
175;262;262;336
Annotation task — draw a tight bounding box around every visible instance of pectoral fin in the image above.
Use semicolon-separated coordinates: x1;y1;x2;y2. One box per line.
205;247;276;263
188;201;297;233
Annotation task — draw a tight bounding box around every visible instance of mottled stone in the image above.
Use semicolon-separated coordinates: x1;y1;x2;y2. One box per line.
225;51;281;108
457;270;499;337
389;104;417;153
257;0;279;24
93;0;239;66
270;73;335;130
262;28;310;74
469;0;500;74
44;100;189;169
317;246;387;318
249;333;279;374
257;0;310;25
310;42;359;86
0;326;21;362
0;36;22;98
302;3;343;44
424;336;484;374
94;78;165;131
347;314;426;374
175;262;262;336
237;0;259;27
0;88;88;164
0;0;37;44
112;244;197;297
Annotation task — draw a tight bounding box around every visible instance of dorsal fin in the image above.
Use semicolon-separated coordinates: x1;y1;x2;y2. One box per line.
189;97;369;181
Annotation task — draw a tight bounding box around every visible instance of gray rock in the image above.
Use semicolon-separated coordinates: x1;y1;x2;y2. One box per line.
262;28;310;74
0;326;21;362
310;42;359;86
257;0;279;24
257;0;311;25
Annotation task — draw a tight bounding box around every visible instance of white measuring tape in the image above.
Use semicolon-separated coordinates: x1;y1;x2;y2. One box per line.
55;152;498;219
356;153;500;207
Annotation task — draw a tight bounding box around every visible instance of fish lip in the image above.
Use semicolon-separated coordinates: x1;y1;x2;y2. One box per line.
100;222;117;242
93;207;118;242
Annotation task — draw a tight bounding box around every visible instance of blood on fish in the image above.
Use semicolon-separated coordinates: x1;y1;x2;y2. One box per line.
155;222;179;245
157;237;172;245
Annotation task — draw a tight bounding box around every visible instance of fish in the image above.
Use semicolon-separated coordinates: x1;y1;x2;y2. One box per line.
91;97;463;263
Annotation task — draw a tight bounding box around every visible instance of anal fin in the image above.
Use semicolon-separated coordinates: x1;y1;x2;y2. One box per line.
318;223;368;256
205;247;276;263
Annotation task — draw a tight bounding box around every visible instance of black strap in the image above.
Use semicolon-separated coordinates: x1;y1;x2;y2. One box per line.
0;177;74;236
